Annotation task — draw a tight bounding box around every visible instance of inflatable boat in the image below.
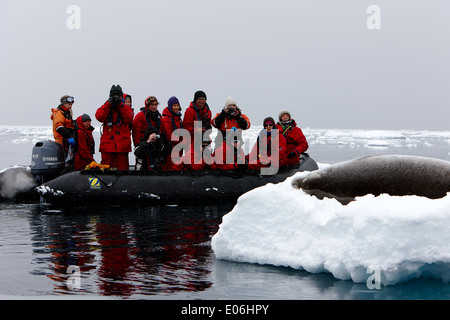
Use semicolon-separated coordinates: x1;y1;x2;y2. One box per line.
1;140;319;205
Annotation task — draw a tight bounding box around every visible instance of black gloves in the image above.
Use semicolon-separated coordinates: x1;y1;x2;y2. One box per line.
288;151;297;158
235;113;248;129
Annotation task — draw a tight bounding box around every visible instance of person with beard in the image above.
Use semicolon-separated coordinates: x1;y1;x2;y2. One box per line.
95;85;134;170
134;127;172;171
276;109;308;166
132;96;162;147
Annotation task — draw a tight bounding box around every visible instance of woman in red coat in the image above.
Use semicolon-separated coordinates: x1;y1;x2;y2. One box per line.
161;96;184;170
248;117;287;171
95;85;134;170
74;114;96;170
132;96;162;147
277;110;308;166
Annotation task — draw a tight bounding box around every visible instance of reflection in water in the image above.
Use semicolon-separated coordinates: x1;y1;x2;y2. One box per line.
28;204;233;296
17;203;450;299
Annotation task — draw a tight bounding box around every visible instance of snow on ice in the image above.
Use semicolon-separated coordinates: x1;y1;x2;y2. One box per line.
211;172;450;286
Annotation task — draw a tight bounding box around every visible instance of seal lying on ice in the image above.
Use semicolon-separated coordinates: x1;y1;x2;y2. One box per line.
292;155;450;204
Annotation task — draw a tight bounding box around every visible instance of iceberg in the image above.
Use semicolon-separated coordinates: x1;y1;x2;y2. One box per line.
211;172;450;286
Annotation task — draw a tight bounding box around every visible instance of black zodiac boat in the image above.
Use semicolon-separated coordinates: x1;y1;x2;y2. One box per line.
2;140;319;205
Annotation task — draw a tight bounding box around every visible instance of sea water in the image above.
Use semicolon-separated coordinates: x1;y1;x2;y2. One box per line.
0;125;449;299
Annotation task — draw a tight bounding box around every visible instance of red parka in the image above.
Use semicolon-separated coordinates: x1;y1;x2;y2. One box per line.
248;126;288;169
74;116;95;170
182;102;212;138
95;99;134;153
132;107;162;147
278;120;308;166
161;107;183;145
160;107;184;171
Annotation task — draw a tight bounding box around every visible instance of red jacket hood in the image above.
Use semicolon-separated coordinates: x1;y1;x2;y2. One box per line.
123;94;131;103
76;116;95;132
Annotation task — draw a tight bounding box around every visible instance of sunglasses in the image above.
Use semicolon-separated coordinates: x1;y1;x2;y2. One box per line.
264;123;274;127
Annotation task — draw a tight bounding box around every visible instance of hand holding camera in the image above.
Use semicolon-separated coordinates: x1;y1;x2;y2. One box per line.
108;85;124;108
108;95;123;108
146;133;160;143
225;105;237;116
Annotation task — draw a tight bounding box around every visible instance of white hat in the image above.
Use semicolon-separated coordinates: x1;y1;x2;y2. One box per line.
278;109;291;121
224;96;237;109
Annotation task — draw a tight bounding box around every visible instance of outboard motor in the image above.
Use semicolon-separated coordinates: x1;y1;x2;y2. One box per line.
30;140;65;184
299;153;319;172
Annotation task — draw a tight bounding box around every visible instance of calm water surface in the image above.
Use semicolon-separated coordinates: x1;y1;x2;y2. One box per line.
1;201;449;300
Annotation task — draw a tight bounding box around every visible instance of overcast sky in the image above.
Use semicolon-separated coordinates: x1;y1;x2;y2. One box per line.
1;0;449;130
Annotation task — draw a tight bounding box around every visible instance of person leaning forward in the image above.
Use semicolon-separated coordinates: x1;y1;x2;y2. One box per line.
134;127;172;171
95;85;134;170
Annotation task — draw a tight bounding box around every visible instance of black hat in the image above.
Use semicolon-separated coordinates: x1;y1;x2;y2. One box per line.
110;85;123;97
144;126;159;140
194;90;207;103
81;114;91;122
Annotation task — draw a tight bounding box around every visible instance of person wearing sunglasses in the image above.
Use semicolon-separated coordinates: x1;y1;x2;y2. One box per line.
276;110;308;166
51;95;77;169
248;117;287;171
